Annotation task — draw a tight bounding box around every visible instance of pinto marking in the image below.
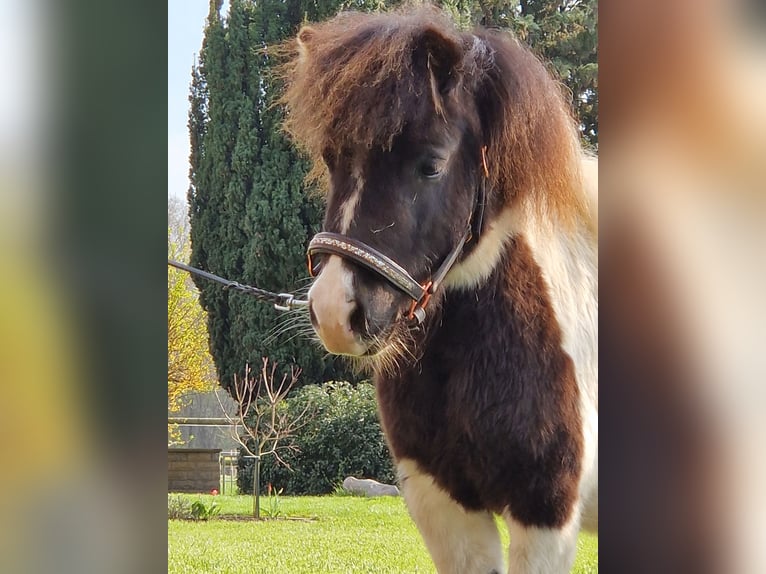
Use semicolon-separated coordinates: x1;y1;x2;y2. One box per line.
443;206;517;292
399;459;504;574
504;512;581;574
519;197;599;530
306;254;366;356
338;163;365;234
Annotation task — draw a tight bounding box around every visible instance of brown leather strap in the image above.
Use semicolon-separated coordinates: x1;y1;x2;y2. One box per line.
307;232;427;303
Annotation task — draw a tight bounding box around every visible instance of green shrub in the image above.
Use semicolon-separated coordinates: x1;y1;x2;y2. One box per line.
190;499;220;520
168;495;220;520
238;381;396;495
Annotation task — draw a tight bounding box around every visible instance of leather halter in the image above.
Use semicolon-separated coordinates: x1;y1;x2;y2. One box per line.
307;147;489;325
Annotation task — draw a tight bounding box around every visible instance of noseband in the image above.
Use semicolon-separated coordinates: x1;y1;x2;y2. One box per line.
307;147;489;325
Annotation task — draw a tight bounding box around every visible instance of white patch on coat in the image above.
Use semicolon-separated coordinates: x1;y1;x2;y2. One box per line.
581;155;599;237
338;164;365;233
398;459;504;574
307;255;368;356
442;207;518;291
504;511;581;574
517;159;599;532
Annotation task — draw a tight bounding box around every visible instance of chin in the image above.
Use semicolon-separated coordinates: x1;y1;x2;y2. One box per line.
356;327;420;377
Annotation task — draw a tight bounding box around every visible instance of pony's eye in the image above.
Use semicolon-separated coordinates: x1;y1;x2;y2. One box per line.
418;161;443;179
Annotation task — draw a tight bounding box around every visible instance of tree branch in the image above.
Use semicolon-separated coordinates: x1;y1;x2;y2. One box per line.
216;358;315;471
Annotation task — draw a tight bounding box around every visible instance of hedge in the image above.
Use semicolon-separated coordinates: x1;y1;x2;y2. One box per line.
237;381;396;495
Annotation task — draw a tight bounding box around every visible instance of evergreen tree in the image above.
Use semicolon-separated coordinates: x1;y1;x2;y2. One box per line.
188;0;358;392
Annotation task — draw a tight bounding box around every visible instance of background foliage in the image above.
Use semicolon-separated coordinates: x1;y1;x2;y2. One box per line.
168;197;216;445
237;381;396;494
187;0;597;396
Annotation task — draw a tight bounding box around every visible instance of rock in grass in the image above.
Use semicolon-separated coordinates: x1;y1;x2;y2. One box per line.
342;477;400;497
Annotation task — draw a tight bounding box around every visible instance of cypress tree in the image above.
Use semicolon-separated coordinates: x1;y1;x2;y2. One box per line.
189;1;238;389
189;0;359;392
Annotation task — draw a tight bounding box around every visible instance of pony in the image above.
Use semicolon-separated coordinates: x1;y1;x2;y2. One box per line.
282;6;597;573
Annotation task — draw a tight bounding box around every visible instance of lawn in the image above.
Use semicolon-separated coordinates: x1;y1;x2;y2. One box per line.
169;494;597;573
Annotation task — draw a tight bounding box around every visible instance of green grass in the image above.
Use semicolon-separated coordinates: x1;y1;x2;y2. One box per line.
169;494;597;573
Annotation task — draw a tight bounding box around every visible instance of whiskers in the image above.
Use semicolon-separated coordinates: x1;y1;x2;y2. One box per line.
262;282;315;347
267;278;424;377
353;319;420;378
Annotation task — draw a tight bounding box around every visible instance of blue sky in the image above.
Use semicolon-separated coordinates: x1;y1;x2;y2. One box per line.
168;0;221;200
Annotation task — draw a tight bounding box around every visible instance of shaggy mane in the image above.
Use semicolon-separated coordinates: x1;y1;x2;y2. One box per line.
280;4;588;227
280;6;457;169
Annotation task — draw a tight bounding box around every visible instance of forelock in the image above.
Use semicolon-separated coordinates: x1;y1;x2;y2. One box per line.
281;7;463;166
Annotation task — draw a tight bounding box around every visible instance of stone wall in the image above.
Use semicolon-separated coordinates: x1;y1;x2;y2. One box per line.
168;448;221;493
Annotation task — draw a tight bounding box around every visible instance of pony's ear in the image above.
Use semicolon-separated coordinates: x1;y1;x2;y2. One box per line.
420;27;463;97
296;26;316;59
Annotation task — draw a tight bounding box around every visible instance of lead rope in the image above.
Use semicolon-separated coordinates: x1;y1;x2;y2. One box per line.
167;259;309;311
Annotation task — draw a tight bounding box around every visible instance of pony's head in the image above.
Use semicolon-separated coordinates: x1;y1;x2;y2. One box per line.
282;6;584;366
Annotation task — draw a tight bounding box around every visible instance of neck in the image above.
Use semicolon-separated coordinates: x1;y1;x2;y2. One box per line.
443;155;596;292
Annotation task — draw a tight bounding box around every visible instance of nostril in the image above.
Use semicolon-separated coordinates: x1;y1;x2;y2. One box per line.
348;301;367;337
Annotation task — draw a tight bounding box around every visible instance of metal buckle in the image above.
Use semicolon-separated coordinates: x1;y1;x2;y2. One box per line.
274;293;310;311
407;281;433;323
